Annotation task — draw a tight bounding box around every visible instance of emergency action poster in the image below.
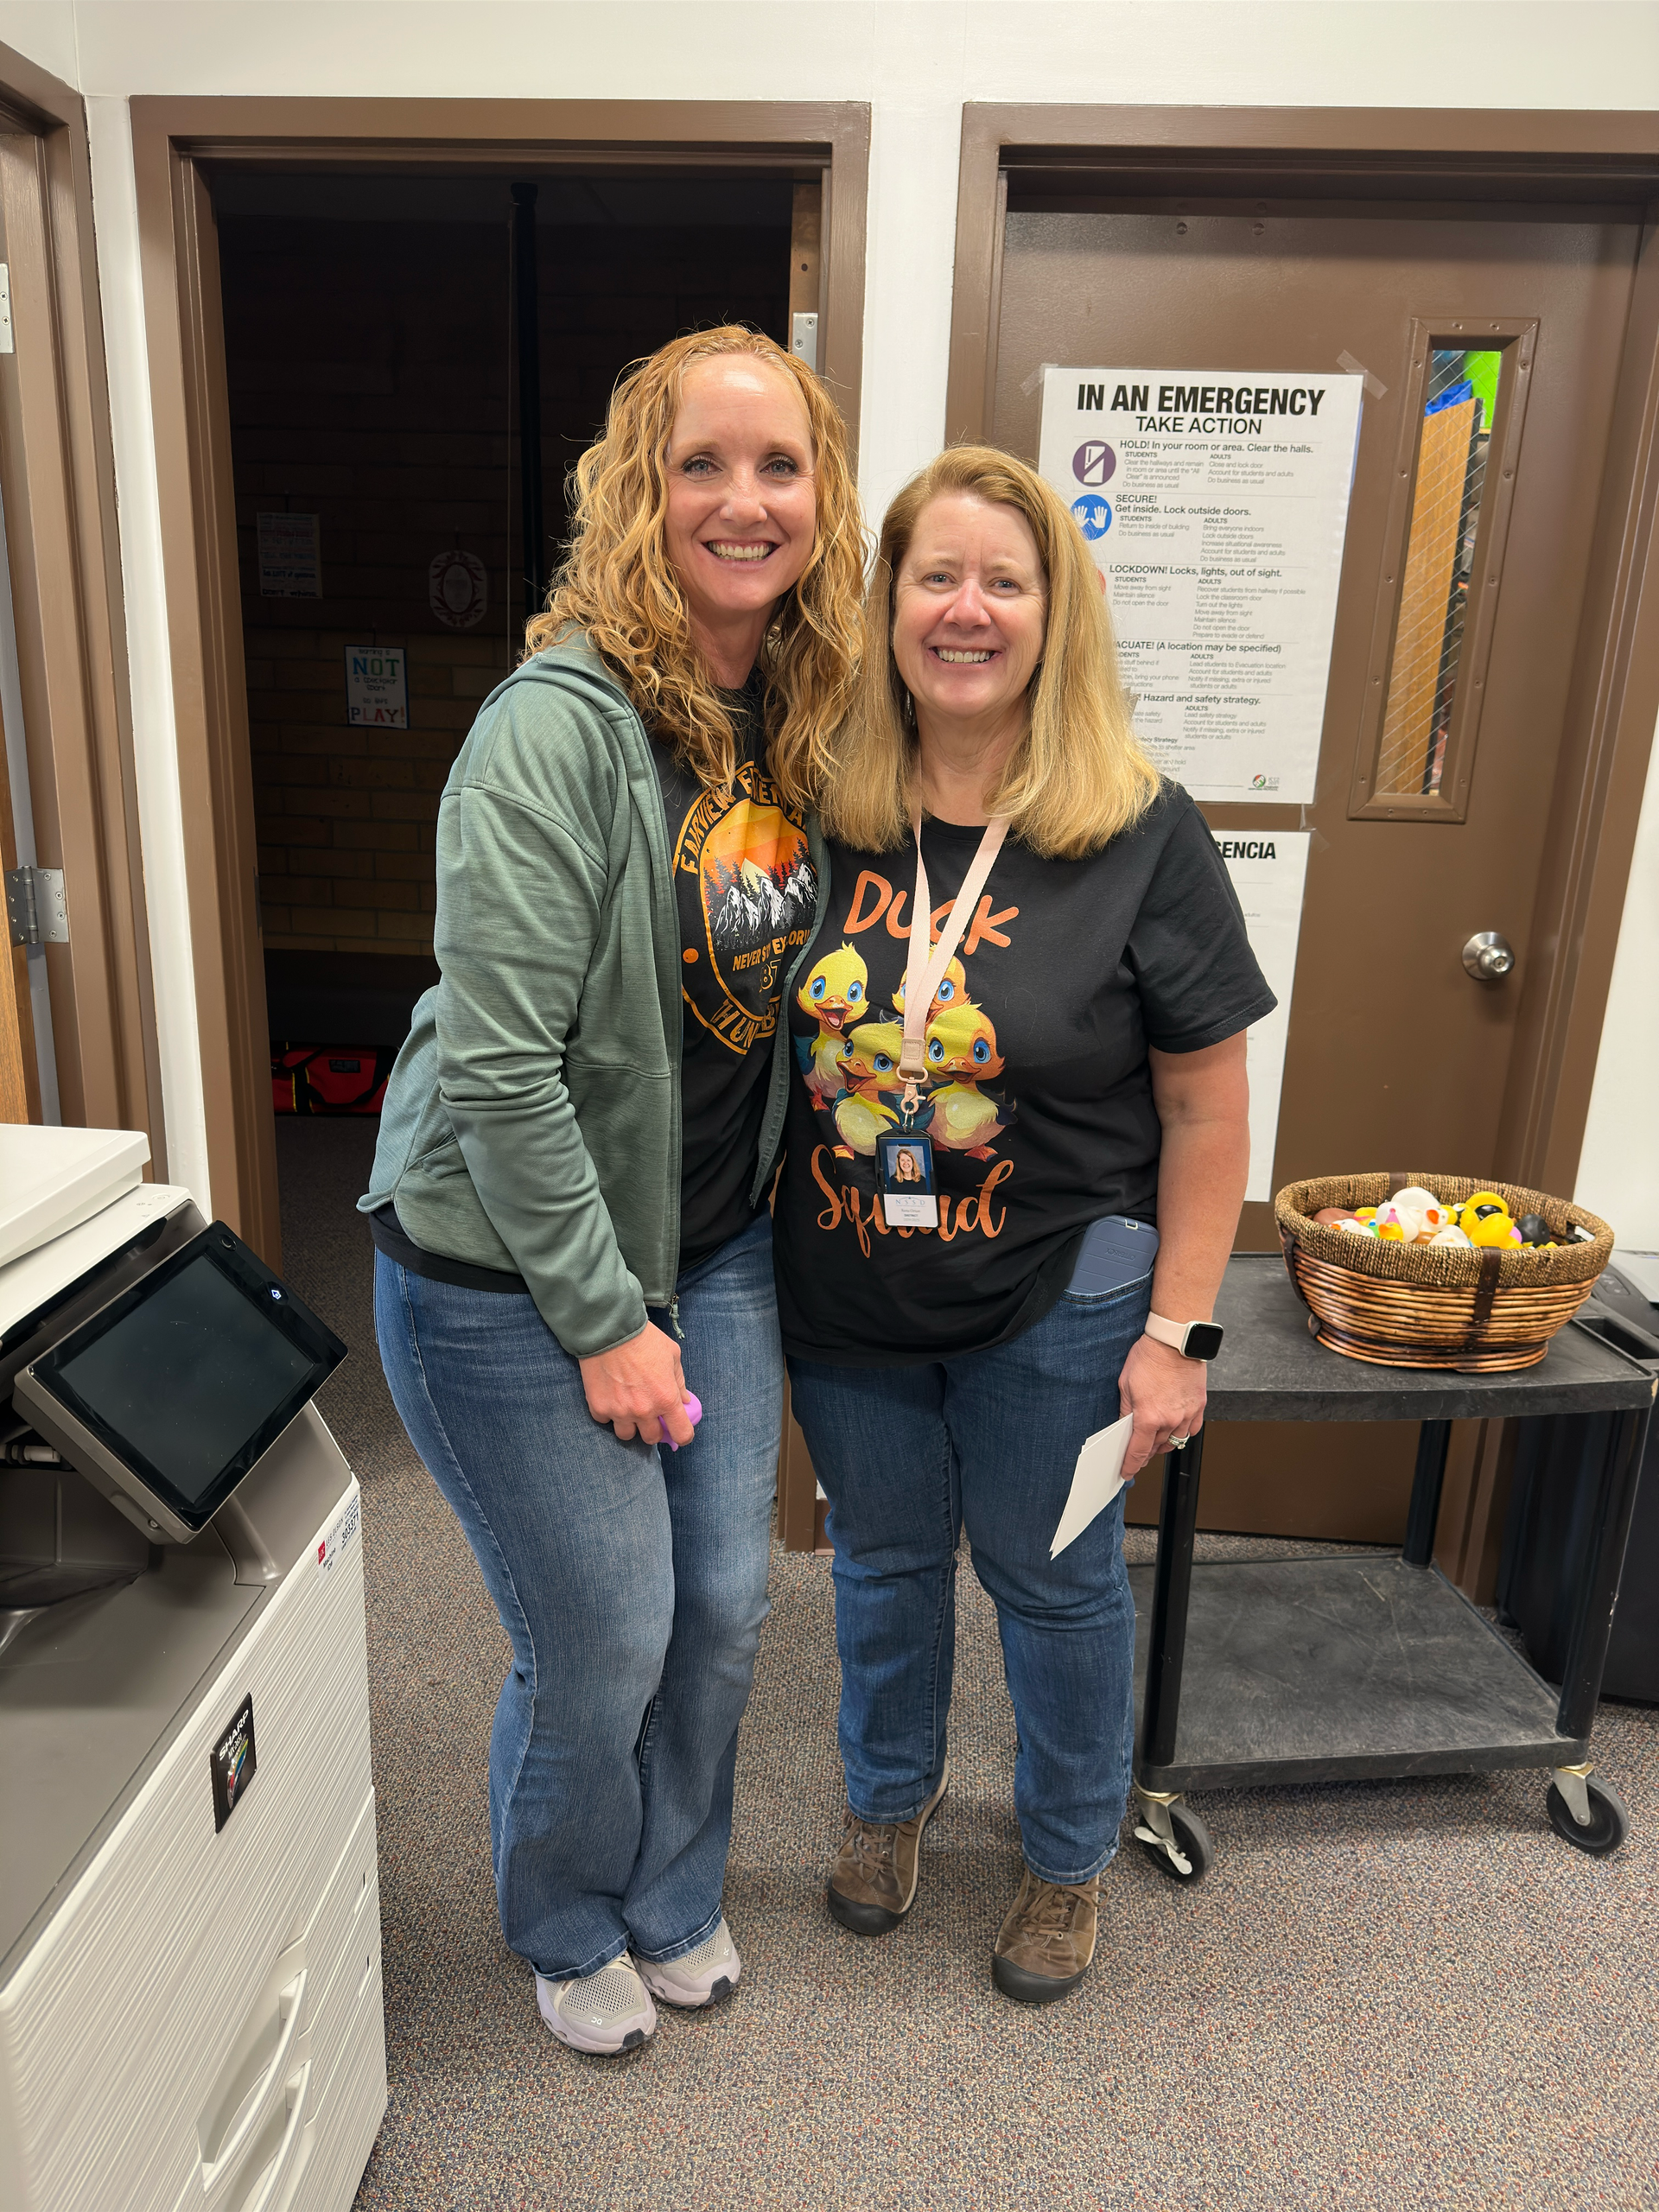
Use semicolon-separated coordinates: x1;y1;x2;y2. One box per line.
1037;369;1363;804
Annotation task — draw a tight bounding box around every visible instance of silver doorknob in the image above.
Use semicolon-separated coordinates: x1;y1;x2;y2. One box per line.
1463;931;1516;981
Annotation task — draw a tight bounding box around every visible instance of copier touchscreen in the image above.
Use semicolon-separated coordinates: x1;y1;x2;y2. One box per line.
16;1224;346;1535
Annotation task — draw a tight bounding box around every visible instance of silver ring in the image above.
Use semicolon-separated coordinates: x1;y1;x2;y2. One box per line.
1167;1434;1191;1451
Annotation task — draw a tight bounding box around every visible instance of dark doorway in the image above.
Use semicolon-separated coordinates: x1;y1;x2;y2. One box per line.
212;168;795;1071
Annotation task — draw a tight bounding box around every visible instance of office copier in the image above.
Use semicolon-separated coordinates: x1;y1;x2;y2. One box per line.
0;1127;386;2212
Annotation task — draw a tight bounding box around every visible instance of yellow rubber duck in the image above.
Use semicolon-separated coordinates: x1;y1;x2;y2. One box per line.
923;1002;1010;1159
1467;1211;1522;1249
795;943;869;1105
1461;1192;1520;1249
832;1020;905;1157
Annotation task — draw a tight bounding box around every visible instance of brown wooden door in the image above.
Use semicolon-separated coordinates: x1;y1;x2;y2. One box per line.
988;200;1643;1544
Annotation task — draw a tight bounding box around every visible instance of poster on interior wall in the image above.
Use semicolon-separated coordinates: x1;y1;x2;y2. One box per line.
346;645;408;728
1037;369;1363;804
429;549;488;630
257;512;321;598
1211;829;1310;1202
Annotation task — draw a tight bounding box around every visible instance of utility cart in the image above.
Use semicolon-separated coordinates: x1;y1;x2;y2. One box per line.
1127;1255;1656;1880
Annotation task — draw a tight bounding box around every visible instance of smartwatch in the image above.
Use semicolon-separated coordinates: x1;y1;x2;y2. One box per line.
1144;1312;1224;1361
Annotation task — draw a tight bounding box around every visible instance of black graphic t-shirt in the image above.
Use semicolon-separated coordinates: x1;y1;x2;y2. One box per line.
774;782;1274;1365
653;681;817;1271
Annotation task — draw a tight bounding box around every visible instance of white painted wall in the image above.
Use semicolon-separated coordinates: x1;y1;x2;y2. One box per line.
0;0;1652;1216
1577;709;1659;1254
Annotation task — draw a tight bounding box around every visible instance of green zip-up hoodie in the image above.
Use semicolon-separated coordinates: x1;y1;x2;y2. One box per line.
359;639;830;1357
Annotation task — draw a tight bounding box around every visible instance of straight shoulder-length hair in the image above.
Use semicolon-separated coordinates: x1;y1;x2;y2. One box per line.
527;325;866;810
821;445;1160;859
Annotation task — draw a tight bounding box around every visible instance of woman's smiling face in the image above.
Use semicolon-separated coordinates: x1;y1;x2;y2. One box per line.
891;493;1048;728
663;356;817;644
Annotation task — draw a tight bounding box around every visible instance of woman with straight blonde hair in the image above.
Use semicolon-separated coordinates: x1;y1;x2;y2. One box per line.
772;446;1272;2006
364;326;861;2053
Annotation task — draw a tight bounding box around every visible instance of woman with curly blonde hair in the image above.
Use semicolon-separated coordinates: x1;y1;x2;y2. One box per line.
364;326;863;2053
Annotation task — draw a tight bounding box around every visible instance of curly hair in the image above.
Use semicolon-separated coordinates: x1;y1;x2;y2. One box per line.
526;326;867;809
821;444;1160;860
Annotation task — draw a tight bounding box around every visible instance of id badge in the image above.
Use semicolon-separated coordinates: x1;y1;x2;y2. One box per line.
877;1133;938;1228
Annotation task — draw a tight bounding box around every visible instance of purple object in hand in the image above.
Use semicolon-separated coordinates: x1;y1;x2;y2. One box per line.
654;1392;702;1449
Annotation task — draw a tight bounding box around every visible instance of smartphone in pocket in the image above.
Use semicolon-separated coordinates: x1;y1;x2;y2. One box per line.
1068;1214;1160;1295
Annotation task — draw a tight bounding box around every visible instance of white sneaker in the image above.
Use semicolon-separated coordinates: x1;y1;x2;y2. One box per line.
535;1954;658;2054
639;1918;742;2009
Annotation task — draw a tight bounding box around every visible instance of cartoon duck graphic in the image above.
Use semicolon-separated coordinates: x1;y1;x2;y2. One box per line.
832;1020;906;1158
794;943;868;1105
924;1001;1011;1159
891;956;971;1024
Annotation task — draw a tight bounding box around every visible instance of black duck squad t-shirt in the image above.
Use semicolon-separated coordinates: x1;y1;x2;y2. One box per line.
774;780;1275;1366
652;678;817;1272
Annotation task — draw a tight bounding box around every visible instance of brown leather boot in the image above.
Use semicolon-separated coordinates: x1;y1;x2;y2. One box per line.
825;1763;950;1936
991;1866;1100;2004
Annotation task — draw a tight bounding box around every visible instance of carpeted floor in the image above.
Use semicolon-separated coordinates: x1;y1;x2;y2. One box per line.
276;1119;1658;2211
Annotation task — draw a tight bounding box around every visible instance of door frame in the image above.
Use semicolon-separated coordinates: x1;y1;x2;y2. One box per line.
0;39;164;1150
130;95;872;1263
945;105;1659;1592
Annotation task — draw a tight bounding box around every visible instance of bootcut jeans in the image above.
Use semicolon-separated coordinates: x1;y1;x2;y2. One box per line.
374;1208;780;1982
788;1274;1153;1887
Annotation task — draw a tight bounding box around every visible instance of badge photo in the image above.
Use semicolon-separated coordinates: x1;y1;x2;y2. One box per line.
877;1134;938;1228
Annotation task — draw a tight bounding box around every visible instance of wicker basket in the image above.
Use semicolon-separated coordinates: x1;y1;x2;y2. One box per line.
1274;1173;1613;1372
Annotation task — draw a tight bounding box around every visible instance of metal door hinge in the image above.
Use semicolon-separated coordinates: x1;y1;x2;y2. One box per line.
0;264;12;354
791;311;818;374
5;865;68;947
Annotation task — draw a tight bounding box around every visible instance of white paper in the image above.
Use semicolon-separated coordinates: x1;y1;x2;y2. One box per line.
1037;369;1363;803
345;643;408;729
1211;830;1311;1203
257;510;321;598
1050;1413;1134;1559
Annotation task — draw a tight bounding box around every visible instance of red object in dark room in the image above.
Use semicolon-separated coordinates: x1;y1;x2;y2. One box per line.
272;1044;390;1116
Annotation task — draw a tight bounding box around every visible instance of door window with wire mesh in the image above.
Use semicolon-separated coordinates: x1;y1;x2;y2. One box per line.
1351;320;1532;823
1376;349;1501;797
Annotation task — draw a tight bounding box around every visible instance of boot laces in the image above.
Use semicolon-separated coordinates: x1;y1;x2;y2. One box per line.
1025;1878;1087;1953
842;1810;898;1877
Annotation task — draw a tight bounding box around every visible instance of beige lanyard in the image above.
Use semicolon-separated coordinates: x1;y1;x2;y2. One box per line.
898;807;1010;1098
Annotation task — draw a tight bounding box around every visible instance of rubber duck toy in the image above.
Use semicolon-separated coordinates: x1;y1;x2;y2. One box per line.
831;1020;905;1158
1461;1192;1523;1249
924;1001;1012;1159
1373;1186;1451;1243
1515;1213;1560;1249
795;944;869;1106
892;956;971;1025
1428;1224;1473;1249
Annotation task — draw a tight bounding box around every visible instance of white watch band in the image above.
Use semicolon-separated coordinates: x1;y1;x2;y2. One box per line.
1144;1313;1189;1354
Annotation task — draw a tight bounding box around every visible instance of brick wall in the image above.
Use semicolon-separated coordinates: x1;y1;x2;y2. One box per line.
251;628;510;958
221;195;790;959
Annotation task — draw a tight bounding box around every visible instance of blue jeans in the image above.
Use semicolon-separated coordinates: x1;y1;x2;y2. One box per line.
374;1210;780;1981
788;1275;1152;1886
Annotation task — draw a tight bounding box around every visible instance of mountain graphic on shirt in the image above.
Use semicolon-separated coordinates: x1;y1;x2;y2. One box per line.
671;764;817;1054
709;855;817;949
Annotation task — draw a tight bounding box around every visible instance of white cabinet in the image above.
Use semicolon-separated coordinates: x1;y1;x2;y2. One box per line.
0;1478;386;2212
